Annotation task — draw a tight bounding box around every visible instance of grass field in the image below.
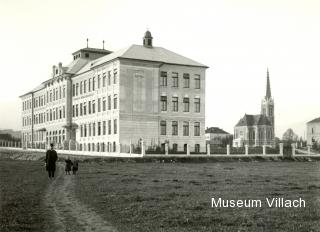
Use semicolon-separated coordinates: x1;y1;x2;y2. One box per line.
74;161;320;232
1;149;320;232
0;158;54;232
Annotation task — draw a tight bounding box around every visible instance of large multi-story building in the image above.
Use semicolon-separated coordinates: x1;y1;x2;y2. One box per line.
20;31;208;153
233;70;275;147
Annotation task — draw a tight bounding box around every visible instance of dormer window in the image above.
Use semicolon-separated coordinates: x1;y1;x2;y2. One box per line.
85;53;89;58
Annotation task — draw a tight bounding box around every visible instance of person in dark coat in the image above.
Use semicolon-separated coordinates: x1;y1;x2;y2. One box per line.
72;160;79;175
46;143;58;179
65;156;73;175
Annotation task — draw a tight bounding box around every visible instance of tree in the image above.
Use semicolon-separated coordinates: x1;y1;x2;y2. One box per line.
282;128;299;142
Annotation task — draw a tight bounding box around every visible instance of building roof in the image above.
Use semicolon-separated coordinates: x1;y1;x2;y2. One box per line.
90;44;208;69
308;117;320;124
72;47;112;55
65;58;90;74
235;114;272;127
205;127;230;134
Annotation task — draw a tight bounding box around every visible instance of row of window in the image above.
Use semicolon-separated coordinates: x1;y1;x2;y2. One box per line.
160;121;201;136
46;86;66;104
80;120;117;137
160;97;200;112
160;72;201;89
72;69;118;97
235;129;273;140
73;95;118;117
79;142;117;152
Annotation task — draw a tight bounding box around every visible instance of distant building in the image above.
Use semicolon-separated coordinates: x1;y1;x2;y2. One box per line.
233;70;275;147
306;117;320;145
20;31;208;153
205;127;232;146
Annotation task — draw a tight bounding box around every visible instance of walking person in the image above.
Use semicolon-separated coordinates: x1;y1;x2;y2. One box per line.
65;156;73;175
46;143;58;179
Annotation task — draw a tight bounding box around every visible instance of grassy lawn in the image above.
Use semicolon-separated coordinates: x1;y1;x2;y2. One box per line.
0;158;53;232
74;161;320;232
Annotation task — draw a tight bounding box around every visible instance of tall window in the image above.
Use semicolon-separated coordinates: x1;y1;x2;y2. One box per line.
88;101;91;114
89;124;91;136
113;69;118;84
63;86;66;98
172;121;178;136
92;100;95;114
98;75;101;89
80;125;83;137
183;98;189;112
83;102;87;115
98;98;101;112
183;122;189;136
84;80;87;94
108;96;111;110
194;122;200;136
160;121;166;135
98;122;101;136
80;103;83;116
108;71;111;85
194;74;200;89
92;123;96;136
76;104;79;117
89;78;91;92
76;83;79;96
172;72;179;87
92;77;95;91
114;95;118;109
103;121;106;135
183;73;190;88
161;96;167;111
84;124;87;137
108;120;111;134
172;97;178;112
160;71;167;86
80;81;83;94
103;97;106;111
194;98;200;112
114;119;117;134
102;73;106;87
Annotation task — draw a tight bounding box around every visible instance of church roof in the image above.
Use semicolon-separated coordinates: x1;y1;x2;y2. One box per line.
308;117;320;124
205;127;230;134
235;114;272;127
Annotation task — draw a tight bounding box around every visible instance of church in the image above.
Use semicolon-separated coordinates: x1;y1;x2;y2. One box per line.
233;70;275;147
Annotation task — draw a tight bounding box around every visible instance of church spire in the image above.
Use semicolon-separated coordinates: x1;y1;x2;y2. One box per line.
266;68;271;99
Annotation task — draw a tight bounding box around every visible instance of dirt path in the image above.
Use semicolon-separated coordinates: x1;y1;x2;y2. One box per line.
43;163;117;232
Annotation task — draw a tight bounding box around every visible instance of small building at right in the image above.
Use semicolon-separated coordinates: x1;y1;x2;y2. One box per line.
306;117;320;145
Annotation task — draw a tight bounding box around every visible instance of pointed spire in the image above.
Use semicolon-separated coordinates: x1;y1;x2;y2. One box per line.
266;68;271;99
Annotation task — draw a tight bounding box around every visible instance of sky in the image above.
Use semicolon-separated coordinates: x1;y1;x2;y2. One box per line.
0;0;320;138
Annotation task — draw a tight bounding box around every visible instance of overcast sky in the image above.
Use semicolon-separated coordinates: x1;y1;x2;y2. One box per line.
0;0;319;138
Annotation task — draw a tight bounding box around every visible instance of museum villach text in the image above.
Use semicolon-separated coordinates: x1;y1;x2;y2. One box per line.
211;197;306;208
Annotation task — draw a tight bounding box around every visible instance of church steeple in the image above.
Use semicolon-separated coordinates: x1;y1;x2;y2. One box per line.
143;30;153;48
266;68;271;99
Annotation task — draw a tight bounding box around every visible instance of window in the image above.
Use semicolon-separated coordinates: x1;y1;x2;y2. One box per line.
183;73;190;88
114;119;117;134
89;124;91;136
108;96;111;110
83;102;87;115
88;101;91;114
172;97;178;112
194;74;200;89
84;81;87;94
76;83;79;96
108;71;111;85
194;98;200;112
103;97;106;111
84;124;87;137
63;106;65;118
98;98;101;112
80;103;83;116
161;96;167;111
108;120;111;134
113;69;117;84
85;53;89;58
160;121;166;135
183;122;189;136
103;73;106;87
160;71;167;86
172;121;178;136
89;78;91;92
173;143;178;152
183;98;189;112
195;144;200;153
92;100;95;113
194;122;200;136
103;121;106;135
92;123;96;136
92;77;95;91
114;95;117;109
59;87;62;99
98;122;101;136
172;72;179;87
80;81;83;94
98;75;101;89
80;125;83;137
76;105;79;117
63;86;66;98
